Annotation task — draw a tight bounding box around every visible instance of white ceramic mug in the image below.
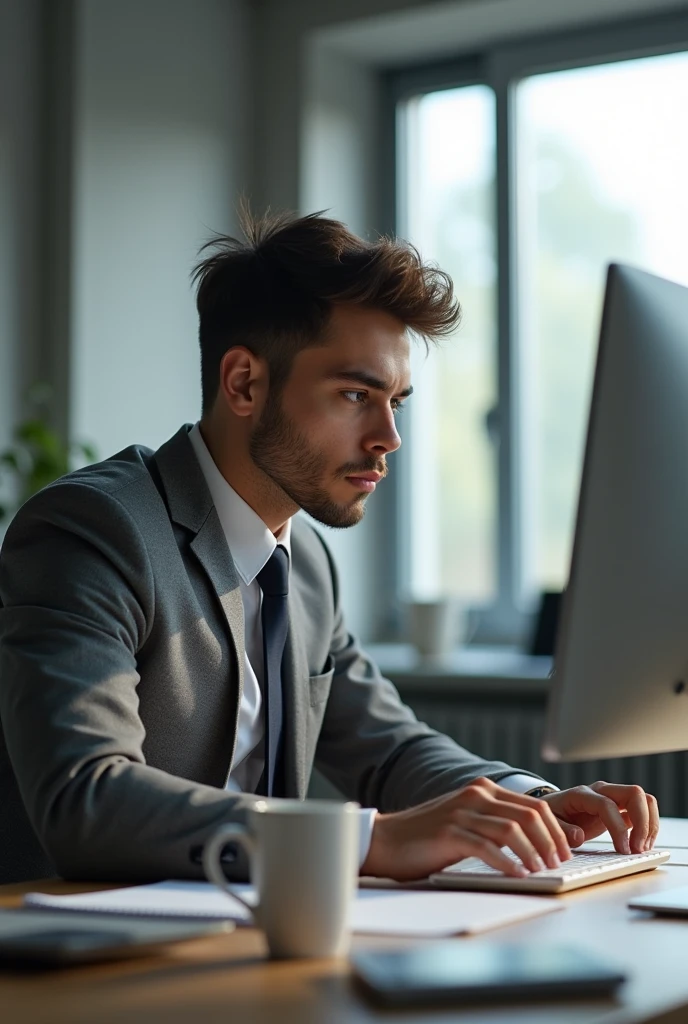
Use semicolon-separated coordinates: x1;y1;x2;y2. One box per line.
407;598;464;658
203;799;360;959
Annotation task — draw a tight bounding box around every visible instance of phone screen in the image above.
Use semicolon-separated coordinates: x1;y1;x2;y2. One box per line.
351;942;626;1006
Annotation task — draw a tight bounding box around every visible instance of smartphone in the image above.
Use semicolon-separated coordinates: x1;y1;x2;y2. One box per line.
350;942;627;1007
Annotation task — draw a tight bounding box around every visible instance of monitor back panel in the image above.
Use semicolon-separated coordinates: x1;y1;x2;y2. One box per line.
544;264;688;761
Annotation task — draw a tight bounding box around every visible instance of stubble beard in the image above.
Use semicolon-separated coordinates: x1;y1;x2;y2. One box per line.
249;397;369;529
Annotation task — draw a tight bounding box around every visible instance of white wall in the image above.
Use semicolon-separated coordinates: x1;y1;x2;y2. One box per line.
71;0;252;458
0;0;45;535
0;0;42;458
302;46;381;239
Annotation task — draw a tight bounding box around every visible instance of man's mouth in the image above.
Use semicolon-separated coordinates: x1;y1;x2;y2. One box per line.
344;471;383;493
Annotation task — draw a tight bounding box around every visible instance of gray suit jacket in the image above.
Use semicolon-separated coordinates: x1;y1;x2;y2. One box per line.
0;426;538;883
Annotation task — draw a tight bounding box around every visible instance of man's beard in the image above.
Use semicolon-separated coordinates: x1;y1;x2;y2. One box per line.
249;397;384;529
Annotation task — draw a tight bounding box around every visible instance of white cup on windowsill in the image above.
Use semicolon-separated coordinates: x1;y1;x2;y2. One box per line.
406;598;466;659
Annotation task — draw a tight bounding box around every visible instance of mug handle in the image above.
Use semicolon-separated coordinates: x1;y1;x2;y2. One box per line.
202;823;258;918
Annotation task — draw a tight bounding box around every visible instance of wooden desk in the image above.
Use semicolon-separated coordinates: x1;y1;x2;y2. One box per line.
3;854;688;1023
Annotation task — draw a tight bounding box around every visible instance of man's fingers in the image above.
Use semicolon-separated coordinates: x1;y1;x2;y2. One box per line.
591;783;652;853
494;802;568;868
578;791;632;853
493;793;572;865
449;828;530;878
461;782;571;864
520;798;574;863
645;792;660;850
460;812;545;873
557;819;586;848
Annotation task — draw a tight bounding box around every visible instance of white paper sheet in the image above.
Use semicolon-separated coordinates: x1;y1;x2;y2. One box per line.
25;882;253;919
24;881;561;937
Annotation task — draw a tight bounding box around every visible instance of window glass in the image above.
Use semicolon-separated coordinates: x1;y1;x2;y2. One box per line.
517;52;688;592
400;85;498;602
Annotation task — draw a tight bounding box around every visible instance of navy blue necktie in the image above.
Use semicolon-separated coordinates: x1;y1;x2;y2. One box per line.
256;545;289;797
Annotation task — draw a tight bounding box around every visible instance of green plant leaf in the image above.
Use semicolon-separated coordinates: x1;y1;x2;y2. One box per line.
33;450;68;478
17;420;64;460
4;392;97;509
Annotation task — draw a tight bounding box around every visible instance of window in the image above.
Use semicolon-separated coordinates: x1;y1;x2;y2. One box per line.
517;53;688;592
391;18;688;641
400;85;497;605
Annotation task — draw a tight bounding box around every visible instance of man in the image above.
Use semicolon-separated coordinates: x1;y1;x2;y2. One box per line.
0;211;658;885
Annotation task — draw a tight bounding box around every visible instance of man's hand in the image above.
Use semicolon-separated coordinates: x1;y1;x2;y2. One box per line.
361;777;573;881
360;778;660;881
542;782;659;854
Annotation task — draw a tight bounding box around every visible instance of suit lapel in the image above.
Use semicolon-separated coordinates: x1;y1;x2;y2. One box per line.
154;427;246;772
190;514;246;772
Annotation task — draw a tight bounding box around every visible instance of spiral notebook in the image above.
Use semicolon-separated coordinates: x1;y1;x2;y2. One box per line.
24;882;561;937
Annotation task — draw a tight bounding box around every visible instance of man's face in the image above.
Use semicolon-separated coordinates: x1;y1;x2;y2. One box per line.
249;304;412;528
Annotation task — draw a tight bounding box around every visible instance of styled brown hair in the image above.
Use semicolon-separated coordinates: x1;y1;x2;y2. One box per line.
192;208;460;414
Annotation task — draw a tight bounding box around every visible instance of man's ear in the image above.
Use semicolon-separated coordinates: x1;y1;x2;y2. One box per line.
218;347;268;418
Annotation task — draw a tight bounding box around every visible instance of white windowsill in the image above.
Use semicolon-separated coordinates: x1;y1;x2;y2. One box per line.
365;643;552;696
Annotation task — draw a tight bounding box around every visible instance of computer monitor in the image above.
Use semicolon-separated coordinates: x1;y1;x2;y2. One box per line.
543;263;688;762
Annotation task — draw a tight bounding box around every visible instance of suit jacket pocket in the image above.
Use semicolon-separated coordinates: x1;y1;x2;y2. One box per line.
309;657;334;707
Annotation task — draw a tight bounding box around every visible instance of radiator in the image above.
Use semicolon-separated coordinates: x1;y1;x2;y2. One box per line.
407;696;688;817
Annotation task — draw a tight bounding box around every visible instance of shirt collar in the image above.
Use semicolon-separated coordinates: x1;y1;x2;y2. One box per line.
188;422;291;586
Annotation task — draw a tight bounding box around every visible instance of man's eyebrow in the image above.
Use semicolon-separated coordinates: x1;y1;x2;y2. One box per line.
325;369;414;398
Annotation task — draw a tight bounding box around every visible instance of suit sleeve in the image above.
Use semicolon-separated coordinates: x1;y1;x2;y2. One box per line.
0;481;256;881
311;533;543;811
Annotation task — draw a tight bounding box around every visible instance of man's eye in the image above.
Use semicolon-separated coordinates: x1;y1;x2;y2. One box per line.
341;391;406;414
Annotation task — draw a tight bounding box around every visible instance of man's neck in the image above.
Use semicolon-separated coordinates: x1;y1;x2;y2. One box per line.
198;418;296;536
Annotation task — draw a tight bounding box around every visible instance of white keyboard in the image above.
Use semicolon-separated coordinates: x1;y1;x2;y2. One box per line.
430;848;671;894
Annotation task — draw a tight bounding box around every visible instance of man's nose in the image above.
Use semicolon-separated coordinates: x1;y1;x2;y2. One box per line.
363;410;402;455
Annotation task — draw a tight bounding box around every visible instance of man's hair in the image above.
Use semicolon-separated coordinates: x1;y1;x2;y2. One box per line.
192;208;461;414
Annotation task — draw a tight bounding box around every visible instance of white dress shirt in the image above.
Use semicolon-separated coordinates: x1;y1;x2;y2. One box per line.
188;423;555;868
189;423;289;794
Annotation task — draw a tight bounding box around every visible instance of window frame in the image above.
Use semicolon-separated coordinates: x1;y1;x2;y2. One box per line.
382;11;688;645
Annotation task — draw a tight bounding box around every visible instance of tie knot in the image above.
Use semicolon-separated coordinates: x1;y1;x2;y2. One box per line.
257;545;289;597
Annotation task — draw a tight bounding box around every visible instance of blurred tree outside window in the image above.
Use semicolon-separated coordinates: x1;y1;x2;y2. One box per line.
517;53;688;593
398;47;688;628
